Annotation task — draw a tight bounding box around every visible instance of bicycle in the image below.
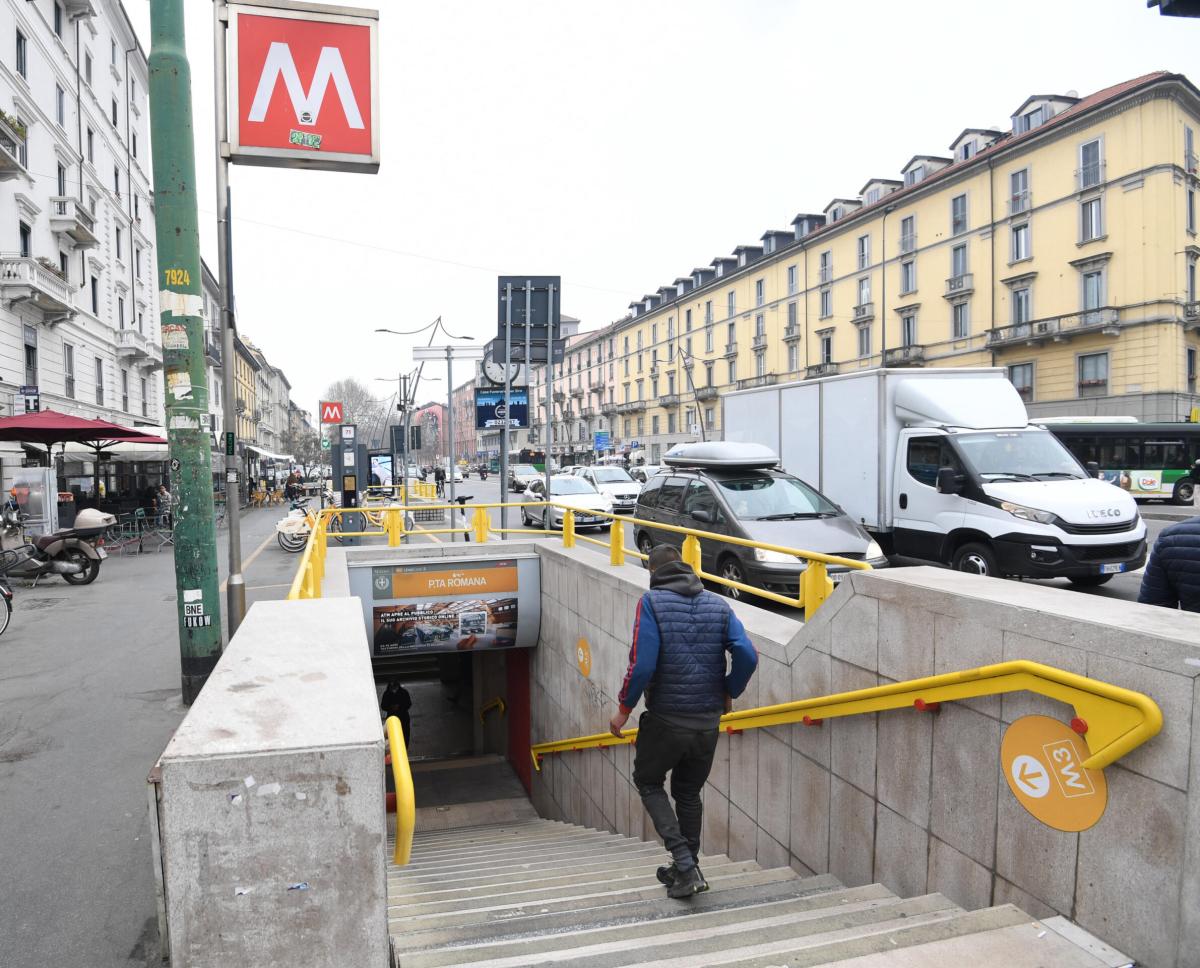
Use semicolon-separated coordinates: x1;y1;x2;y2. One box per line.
276;496;344;552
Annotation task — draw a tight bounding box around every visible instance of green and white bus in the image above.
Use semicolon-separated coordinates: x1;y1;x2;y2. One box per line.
1041;420;1200;505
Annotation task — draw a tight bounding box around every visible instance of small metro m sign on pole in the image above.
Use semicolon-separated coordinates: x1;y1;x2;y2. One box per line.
225;0;380;173
319;400;344;424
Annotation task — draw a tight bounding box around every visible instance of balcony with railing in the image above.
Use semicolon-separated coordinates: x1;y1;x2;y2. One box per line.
1184;301;1199;329
0;116;26;180
1076;162;1106;192
659;393;680;407
600;401;619;416
580;406;595;418
695;386;719;401
616;400;646;414
553;390;565;403
988;307;1122;347
570;385;584;399
806;362;840;379
561;408;574;421
945;273;974;297
0;256;74;320
883;344;926;366
49;197;99;247
723;343;738;358
116;327;151;361
852;301;875;322
751;333;768;350
736;374;778;391
205;333;222;365
783;323;801;342
1008;190;1031;215
588;375;605;389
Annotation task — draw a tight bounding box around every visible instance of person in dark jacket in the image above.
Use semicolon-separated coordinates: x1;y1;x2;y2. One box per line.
1137;517;1200;612
609;544;758;899
381;679;413;749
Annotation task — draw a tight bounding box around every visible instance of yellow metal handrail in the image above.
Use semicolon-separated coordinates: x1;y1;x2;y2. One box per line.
386;715;415;866
286;498;869;617
529;660;1163;774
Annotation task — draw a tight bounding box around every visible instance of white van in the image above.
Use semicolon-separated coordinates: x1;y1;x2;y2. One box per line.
724;368;1147;586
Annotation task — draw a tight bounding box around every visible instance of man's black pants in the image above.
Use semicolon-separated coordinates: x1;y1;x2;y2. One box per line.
632;711;719;871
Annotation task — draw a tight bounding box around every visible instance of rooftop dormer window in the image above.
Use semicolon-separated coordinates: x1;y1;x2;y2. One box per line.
1015;106;1046;134
865;188;880;205
829;206;843;222
958;141;975;161
904;165;925;187
764;237;775;254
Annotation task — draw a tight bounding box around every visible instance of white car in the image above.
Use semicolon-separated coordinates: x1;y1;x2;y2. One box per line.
444;464;463;483
523;475;613;530
575;466;642;515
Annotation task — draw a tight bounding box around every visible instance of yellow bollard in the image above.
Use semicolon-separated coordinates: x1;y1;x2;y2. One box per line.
562;509;576;548
681;534;702;573
386;507;400;546
472;506;490;543
610;519;625;566
802;560;834;619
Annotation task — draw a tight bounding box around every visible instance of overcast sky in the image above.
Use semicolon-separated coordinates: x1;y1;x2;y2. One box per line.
125;0;1199;415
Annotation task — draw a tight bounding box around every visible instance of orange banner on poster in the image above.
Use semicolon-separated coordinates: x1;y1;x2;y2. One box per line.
391;566;518;599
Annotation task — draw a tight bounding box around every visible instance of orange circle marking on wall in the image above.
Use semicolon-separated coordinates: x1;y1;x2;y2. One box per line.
576;638;592;677
1000;715;1107;832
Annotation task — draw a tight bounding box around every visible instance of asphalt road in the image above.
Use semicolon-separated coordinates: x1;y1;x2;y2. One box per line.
0;506;298;968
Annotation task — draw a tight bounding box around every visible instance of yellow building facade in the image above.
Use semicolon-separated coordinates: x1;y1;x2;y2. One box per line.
532;71;1200;464
233;334;260;446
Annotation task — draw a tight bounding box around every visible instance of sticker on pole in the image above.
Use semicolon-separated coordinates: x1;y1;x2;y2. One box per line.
1000;715;1107;831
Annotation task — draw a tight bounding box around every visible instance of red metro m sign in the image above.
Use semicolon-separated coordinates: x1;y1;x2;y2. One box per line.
227;1;379;174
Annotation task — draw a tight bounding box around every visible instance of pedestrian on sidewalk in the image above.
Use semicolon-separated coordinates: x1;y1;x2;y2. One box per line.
1137;515;1200;612
609;544;758;899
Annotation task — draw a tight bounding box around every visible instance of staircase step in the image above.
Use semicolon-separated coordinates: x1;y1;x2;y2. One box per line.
388;866;801;933
626;903;1034;968
387;858;764;917
414;894;961;968
1040;916;1134;967
388;846;692;894
403;828;632;863
416;798;539;831
402;883;899;968
391;873;845;952
410;820;561;846
393;837;660;876
816;919;1120;967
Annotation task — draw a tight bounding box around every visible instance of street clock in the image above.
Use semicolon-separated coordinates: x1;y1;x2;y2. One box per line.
482;347;523;386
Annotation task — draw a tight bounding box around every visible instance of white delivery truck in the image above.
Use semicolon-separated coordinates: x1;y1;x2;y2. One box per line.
723;368;1147;586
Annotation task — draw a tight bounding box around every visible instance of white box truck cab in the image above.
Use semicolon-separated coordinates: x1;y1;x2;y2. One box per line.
724;368;1147;587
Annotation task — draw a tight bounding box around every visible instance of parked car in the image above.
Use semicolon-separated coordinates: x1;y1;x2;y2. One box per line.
634;441;888;600
573;465;641;515
522;475;613;530
508;463;543;492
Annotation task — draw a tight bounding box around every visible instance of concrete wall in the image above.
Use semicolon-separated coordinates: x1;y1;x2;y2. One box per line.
155;598;388;968
529;545;1200;968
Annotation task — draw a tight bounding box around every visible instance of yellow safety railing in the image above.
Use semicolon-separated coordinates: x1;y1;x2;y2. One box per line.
286;499;870;618
385;715;415;866
479;696;507;725
529;660;1163;774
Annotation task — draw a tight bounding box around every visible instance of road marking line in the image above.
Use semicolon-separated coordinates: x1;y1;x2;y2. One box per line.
220;530;276;593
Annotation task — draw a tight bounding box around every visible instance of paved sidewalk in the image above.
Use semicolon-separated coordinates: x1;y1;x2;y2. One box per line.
0;507;296;968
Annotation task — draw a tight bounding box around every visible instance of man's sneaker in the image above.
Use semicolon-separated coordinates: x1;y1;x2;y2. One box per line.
667;864;707;899
655;863;678;887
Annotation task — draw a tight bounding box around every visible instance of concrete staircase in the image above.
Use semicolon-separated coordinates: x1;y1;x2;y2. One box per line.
388;819;1131;967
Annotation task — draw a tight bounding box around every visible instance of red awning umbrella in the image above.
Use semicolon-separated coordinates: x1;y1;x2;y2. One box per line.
0;410;168;498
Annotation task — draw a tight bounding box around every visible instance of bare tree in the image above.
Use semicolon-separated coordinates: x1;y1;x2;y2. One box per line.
321;378;391;447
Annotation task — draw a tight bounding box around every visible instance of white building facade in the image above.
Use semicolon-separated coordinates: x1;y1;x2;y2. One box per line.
0;0;163;495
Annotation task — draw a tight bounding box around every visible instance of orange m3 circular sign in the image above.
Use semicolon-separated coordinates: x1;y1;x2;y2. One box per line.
1001;715;1108;832
227;1;380;173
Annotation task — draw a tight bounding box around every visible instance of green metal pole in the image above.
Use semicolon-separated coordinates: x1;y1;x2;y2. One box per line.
148;0;223;704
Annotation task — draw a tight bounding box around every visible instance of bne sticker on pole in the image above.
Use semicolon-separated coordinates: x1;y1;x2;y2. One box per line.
1001;715;1108;832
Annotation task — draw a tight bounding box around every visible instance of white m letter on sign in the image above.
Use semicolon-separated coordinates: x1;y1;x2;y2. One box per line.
248;42;365;129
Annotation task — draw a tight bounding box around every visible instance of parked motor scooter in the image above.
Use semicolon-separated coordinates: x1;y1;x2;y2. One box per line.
0;504;112;585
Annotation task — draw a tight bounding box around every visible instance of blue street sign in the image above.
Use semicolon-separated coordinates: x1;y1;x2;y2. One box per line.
593;430;610;451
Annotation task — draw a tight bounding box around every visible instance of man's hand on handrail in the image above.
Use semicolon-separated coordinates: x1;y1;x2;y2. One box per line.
609;708;630;738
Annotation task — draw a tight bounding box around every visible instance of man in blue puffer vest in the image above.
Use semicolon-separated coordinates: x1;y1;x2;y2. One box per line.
1137;515;1200;612
609;544;758;898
